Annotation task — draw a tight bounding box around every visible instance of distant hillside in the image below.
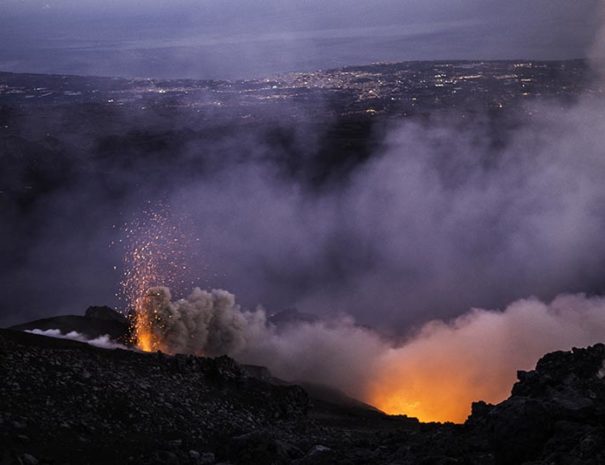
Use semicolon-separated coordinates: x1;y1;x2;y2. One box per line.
10;306;129;342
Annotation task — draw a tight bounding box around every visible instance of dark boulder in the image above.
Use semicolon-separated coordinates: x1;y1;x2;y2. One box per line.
467;343;605;465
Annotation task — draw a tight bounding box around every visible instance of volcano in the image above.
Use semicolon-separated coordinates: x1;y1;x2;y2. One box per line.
2;321;605;465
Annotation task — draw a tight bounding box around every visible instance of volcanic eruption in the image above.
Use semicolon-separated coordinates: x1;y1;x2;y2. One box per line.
120;207;192;352
120;203;605;423
6;2;605;465
104;3;605;425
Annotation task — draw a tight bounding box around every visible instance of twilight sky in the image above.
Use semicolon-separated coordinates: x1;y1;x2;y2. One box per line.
0;0;599;78
0;1;601;79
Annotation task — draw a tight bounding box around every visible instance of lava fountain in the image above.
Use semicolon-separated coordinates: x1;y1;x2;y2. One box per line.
120;207;190;352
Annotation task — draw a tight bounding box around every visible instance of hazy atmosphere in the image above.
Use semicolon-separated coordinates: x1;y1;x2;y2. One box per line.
3;1;605;461
0;0;600;78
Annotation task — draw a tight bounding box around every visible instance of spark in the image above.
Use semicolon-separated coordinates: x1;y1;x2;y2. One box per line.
119;205;190;351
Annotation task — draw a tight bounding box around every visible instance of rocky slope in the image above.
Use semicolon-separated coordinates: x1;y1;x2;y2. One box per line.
469;343;605;465
9;307;129;342
1;328;605;465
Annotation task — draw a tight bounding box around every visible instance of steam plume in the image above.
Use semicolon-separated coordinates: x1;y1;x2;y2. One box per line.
26;329;128;350
135;285;605;423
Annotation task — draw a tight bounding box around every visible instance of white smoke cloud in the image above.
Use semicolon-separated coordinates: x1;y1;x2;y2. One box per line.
136;286;605;423
140;8;602;331
25;329;128;350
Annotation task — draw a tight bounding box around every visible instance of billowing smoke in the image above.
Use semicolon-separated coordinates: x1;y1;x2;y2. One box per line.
4;24;605;330
366;293;605;422
136;285;384;389
165;88;605;331
137;286;605;423
136;286;263;356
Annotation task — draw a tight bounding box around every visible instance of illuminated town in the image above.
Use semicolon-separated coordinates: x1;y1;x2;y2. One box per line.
0;60;595;120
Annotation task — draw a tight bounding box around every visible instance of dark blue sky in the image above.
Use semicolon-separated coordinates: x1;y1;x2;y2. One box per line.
0;0;600;79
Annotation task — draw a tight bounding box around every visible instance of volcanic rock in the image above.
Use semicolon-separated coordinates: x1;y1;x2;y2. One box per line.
2;327;605;465
468;344;605;465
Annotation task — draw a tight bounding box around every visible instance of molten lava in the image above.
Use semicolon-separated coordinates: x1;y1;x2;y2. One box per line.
136;329;155;352
363;318;518;423
119;207;190;352
362;300;605;424
132;288;170;352
133;309;158;352
366;363;511;424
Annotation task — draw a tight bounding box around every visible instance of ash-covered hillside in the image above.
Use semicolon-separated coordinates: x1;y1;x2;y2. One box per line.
1;328;605;465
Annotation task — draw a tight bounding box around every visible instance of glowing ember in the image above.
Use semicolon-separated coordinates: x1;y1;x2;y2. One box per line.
120;207;190;351
362;299;605;423
136;329;155;352
365;356;512;423
362;318;518;423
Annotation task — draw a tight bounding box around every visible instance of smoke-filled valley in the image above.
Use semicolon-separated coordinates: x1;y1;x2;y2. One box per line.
3;55;605;425
130;285;605;423
3;3;605;461
2;54;605;414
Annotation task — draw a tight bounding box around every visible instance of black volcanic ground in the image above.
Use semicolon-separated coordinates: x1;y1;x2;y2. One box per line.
1;327;605;465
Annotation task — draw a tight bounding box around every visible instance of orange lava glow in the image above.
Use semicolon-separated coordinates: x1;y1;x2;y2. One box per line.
363;299;605;423
366;367;508;424
134;312;158;353
131;287;172;353
363;316;525;423
119;207;190;352
366;362;512;424
135;328;155;352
